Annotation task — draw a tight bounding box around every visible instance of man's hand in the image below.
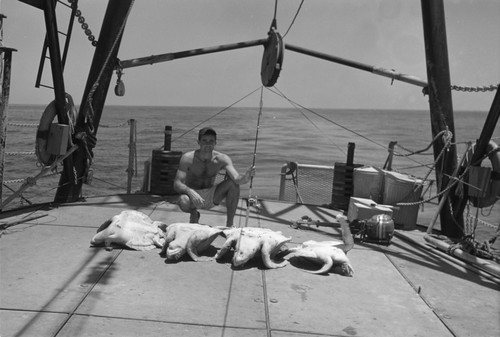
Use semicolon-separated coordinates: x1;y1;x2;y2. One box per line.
187;189;205;208
244;165;256;184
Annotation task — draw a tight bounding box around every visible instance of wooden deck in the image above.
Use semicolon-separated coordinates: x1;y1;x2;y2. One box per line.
1;194;499;337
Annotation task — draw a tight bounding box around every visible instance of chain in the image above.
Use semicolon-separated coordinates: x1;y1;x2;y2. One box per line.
68;0;97;47
5;151;36;156
451;84;498;92
7;122;38;128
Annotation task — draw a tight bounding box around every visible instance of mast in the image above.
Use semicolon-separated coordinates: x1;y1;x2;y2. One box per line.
421;0;463;238
54;0;133;202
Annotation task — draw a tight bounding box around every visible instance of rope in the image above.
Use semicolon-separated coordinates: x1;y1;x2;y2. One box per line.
394;130;451;157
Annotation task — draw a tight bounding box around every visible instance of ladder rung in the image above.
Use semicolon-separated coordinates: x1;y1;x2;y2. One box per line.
38;83;54;90
57;0;72;9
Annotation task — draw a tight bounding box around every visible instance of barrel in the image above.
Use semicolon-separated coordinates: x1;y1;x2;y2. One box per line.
149;150;183;195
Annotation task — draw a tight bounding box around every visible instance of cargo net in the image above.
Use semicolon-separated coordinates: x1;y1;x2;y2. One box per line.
279;162;334;206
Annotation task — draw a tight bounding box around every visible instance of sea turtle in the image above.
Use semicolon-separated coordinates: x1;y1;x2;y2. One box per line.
215;227;292;269
160;223;225;262
90;210;167;251
283;215;354;276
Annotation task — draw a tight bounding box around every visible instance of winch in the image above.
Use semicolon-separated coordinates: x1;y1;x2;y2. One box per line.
350;214;394;245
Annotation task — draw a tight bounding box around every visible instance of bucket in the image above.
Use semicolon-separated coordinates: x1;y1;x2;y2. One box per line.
383;171;423;230
353;166;384;203
149;150;183;195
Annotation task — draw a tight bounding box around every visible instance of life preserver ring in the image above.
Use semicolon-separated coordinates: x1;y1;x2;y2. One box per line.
35;94;77;166
466;140;500;208
261;28;284;87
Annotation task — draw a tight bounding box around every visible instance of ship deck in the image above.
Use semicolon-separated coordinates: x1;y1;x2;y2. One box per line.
1;194;499;337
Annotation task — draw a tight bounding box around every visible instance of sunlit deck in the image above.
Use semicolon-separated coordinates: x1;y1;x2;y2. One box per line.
1;194;499;337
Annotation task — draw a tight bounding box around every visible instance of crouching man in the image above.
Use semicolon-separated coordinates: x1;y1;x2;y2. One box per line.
174;127;255;227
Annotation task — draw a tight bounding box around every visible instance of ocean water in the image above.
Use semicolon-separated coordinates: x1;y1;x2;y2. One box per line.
3;104;499;226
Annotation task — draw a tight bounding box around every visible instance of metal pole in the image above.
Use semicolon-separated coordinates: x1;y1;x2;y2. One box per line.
42;0;68;124
55;0;134;202
421;0;462;238
453;86;500;218
120;39;267;69
285;43;428;88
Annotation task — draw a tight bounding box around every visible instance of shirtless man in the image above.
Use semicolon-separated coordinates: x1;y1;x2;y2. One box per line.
174;127;254;227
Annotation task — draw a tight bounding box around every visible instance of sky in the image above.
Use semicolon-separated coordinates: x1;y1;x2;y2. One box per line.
2;0;499;111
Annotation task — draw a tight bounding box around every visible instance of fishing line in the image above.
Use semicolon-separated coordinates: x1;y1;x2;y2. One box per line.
244;86;264;228
233;87;264;262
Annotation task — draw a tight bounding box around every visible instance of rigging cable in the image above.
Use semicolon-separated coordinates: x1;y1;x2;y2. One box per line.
267;86;435;170
170;87;262;146
282;0;305;39
273;86;347;156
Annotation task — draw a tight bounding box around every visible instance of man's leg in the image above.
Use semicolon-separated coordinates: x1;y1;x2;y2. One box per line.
214;179;240;227
178;194;200;223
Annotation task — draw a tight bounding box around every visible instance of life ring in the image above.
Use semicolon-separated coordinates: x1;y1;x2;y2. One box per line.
260;28;284;87
466;140;500;208
36;94;77;166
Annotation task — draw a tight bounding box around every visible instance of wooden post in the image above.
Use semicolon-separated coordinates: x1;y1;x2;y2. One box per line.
421;0;462;238
126;119;136;194
383;141;397;171
0;9;17;209
164;125;172;151
346;142;355;166
55;0;134;203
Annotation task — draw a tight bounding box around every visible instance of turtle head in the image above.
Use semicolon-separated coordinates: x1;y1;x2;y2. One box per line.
166;244;185;260
232;234;260;267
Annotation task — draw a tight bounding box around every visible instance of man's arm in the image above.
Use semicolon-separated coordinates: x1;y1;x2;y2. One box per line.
221;154;254;185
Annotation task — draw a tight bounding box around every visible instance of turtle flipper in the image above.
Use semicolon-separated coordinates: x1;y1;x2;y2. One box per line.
215;237;236;260
306;256;333;274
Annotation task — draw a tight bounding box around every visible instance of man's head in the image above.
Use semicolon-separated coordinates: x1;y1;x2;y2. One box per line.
198;127;217;141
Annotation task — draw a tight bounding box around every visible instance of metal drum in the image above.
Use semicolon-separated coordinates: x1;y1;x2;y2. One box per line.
365;214;395;244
